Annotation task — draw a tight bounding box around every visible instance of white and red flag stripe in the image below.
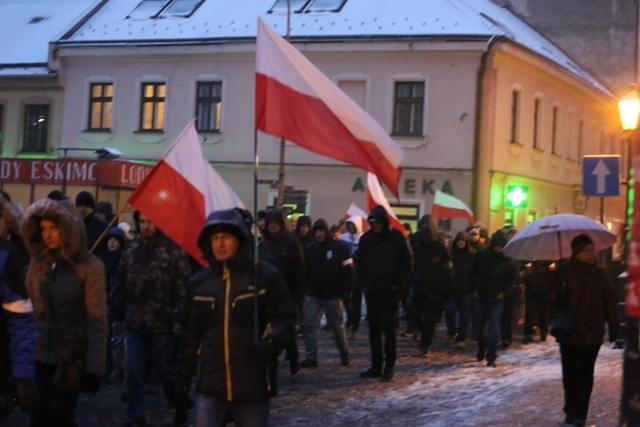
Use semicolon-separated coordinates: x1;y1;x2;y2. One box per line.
366;172;404;232
431;189;475;224
128;119;245;265
255;17;404;199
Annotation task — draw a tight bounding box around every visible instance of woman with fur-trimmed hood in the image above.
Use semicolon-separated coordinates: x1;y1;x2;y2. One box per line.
22;198;107;427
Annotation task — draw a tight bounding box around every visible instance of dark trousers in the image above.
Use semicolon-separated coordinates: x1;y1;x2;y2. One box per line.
346;286;363;332
523;288;549;337
473;296;504;363
365;292;399;369
196;395;270;427
560;343;600;423
501;285;523;342
31;362;80;427
444;293;472;341
414;293;439;351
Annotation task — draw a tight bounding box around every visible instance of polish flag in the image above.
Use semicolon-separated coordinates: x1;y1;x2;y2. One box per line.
431;190;475;224
255;17;404;199
366;172;405;231
128;119;245;265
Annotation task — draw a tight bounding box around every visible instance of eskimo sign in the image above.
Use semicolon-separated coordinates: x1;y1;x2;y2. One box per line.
0;158;154;189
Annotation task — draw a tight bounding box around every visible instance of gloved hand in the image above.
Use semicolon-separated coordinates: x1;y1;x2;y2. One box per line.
250;336;277;365
15;379;38;413
81;373;101;394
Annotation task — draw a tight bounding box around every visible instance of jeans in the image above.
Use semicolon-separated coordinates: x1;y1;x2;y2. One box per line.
473;296;504;362
365;292;399;369
444;293;472;341
303;296;349;361
196;394;270;427
125;331;177;424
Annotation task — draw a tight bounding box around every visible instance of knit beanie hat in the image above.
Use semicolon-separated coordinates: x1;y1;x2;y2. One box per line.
75;191;96;209
489;231;507;247
571;234;593;256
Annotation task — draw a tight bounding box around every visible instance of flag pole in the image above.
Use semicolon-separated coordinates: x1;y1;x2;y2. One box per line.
276;0;292;209
253;129;260;343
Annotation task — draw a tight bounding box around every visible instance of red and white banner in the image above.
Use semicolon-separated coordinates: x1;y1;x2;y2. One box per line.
255;17;403;199
128;119;244;265
366;172;404;231
431;189;475;224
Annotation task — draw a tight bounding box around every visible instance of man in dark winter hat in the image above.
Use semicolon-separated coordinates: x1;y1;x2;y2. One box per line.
74;191;108;255
356;205;413;381
300;219;353;368
175;209;295;426
468;231;516;367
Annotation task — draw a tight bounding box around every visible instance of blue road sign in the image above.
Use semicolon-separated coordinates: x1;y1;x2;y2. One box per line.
582;155;620;197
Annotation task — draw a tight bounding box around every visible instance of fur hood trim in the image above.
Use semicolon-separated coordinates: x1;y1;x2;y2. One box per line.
22;198;88;261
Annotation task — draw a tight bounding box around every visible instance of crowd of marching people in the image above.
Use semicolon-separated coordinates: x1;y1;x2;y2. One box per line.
0;191;619;427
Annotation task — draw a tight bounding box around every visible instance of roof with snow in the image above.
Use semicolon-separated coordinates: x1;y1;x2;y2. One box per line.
0;0;611;95
0;0;99;76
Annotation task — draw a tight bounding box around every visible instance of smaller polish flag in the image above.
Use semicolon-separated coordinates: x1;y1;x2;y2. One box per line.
366;172;404;232
129;119;245;265
431;190;475;224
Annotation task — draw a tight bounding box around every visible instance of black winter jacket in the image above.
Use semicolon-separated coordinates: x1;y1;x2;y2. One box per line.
178;209;296;401
305;219;354;300
355;205;413;297
410;228;451;298
468;246;516;299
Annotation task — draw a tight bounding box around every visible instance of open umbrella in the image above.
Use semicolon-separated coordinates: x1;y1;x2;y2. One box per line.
502;213;617;261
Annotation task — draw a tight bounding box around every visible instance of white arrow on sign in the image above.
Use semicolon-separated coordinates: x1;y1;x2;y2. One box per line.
591;159;610;194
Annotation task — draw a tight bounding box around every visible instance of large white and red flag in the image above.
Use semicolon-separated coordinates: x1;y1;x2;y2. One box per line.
366;172;404;231
431;189;474;224
255;17;404;199
128;119;245;265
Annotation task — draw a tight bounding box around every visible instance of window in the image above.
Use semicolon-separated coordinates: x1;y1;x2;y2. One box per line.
269;0;310;13
393;82;424;136
389;203;420;233
305;0;348;12
140;83;166;131
195;82;222;132
127;0;167;18
551;106;559;155
510;90;520;143
88;83;113;131
22;105;49;153
160;0;203;17
532;98;541;149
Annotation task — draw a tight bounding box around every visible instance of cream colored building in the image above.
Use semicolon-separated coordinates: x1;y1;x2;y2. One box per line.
0;0;627;256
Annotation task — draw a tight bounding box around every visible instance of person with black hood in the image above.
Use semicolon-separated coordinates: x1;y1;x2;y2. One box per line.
548;234;618;427
468;231;516;367
293;215;313;248
174;209;295;426
444;230;473;348
409;224;451;358
300;219;353;368
22;198;107;427
356;205;413;381
259;210;304;375
74;191;108;256
100;227;128;382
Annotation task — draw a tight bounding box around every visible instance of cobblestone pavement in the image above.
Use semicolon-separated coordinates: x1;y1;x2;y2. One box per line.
3;321;623;426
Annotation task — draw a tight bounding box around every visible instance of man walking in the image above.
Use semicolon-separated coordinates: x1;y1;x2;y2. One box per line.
116;211;192;427
356;205;413;381
300;219;353;368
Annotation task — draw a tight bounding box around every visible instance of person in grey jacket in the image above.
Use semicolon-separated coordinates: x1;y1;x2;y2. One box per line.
22;198;107;427
175;209;295;427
